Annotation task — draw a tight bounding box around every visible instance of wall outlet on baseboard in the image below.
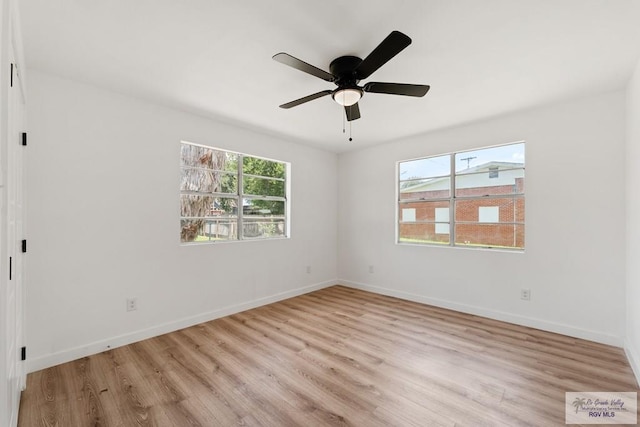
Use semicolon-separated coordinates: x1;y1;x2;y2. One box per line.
368;265;374;274
126;298;137;311
520;289;531;301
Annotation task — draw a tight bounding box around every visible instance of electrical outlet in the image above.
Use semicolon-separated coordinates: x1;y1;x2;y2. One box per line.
520;289;531;301
306;265;311;274
126;298;137;311
368;265;374;274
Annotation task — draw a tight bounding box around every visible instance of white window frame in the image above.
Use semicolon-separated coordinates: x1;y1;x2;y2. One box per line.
397;141;525;250
180;141;290;244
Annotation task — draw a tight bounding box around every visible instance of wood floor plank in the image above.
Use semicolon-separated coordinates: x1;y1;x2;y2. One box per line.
19;285;640;426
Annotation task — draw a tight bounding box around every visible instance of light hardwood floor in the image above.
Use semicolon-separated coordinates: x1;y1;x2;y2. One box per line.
18;285;639;426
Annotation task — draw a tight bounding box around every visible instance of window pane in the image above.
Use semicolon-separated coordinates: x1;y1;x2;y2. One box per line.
180;219;238;242
181;169;237;194
398;223;450;245
180;194;214;218
181;144;237;169
180;144;212;168
180;195;237;217
243;176;285;197
455;223;524;249
243;199;286;238
399;155;450;180
455;170;524;197
400;177;451;200
398;200;450;244
455;143;525;173
398;200;450;222
204;218;238;241
243;218;286;239
455;198;525;223
243;199;285;216
180;196;238;243
218;171;238;194
243;156;286;179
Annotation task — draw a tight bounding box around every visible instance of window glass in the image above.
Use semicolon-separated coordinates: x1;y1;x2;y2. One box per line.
243;176;285;198
455;144;524;173
180;142;288;243
398;223;451;245
398;142;525;250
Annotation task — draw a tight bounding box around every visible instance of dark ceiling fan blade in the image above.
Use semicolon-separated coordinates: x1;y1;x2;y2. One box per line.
345;103;361;121
279;90;333;109
273;53;334;82
363;82;430;97
354;31;412;80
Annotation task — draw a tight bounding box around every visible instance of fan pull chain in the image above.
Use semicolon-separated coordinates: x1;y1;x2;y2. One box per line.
341;103;353;142
342;107;346;134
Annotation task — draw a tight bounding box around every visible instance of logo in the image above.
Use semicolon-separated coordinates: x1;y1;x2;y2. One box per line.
566;392;637;424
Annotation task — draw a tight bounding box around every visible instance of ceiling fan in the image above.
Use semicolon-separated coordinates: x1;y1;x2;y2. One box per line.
273;31;430;122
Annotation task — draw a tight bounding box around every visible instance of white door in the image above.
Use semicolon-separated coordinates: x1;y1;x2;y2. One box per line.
3;32;27;427
10;37;27;391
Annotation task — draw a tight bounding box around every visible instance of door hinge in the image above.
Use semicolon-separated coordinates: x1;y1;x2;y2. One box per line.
22;132;27;146
21;347;26;361
10;63;14;87
22;239;27;253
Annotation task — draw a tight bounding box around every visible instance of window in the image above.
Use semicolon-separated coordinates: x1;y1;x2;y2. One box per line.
478;206;499;223
180;141;289;243
398;141;525;250
434;207;450;234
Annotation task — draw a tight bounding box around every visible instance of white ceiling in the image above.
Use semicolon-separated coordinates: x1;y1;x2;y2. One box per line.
19;0;640;153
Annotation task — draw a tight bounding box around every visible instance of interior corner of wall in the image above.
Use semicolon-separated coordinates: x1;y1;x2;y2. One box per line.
625;339;640;388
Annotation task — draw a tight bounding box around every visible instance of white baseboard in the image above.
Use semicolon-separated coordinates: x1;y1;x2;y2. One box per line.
339;280;624;347
29;279;627;373
27;280;338;373
624;340;640;388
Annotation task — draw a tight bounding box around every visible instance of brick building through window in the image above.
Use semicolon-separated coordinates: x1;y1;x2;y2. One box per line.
398;151;525;250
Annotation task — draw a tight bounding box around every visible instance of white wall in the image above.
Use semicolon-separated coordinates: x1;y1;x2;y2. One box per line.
338;91;627;346
626;59;640;384
26;70;338;372
24;67;636;375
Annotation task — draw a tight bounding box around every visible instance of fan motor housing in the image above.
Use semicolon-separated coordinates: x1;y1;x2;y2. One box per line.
330;56;362;87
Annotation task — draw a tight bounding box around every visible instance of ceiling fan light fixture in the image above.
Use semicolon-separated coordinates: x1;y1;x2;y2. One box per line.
332;88;362;106
274;31;428;124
